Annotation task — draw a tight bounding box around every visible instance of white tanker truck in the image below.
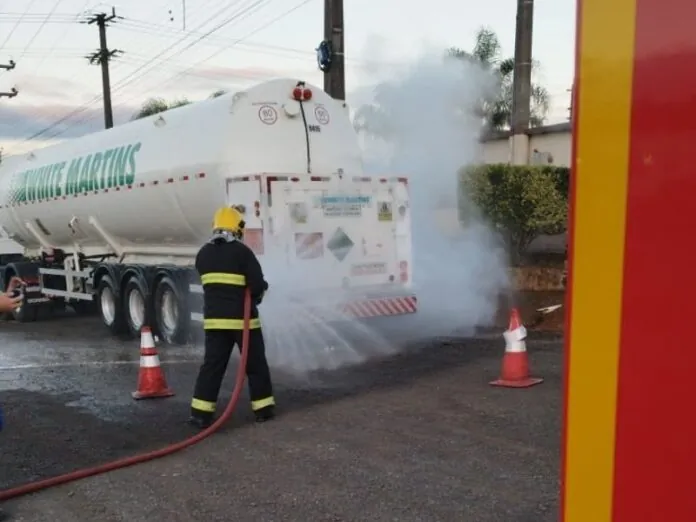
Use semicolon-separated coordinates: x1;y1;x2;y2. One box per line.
0;78;416;345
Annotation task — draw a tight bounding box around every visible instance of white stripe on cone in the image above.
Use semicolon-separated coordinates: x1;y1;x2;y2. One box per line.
503;325;527;353
140;355;161;368
140;329;156;349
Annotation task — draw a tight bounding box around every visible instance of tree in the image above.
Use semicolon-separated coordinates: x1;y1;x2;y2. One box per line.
447;27;551;131
131;90;232;120
131;97;191;120
460;163;568;264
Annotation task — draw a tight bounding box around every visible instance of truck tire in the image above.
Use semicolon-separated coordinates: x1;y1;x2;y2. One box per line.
97;275;126;336
123;275;148;338
153;275;189;345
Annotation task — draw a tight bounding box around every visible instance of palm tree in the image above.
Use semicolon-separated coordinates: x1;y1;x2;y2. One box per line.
447;27;550;131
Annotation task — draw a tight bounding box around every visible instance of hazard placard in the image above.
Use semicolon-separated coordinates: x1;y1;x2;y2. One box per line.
378;201;393;222
294;232;323;260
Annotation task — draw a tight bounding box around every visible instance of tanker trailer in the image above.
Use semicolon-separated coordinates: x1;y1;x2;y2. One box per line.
0;78;417;345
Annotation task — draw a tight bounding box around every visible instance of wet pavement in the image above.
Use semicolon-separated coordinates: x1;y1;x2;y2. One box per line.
0;312;563;521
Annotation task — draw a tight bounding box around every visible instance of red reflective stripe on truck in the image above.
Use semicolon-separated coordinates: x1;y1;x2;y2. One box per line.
340;296;417;318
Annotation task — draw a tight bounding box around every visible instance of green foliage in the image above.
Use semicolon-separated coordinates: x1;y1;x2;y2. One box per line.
460;163;569;263
131;90;231;120
131;97;191;120
446;27;551;131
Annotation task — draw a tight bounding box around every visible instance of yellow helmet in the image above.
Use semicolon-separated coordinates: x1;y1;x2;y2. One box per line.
212;206;244;233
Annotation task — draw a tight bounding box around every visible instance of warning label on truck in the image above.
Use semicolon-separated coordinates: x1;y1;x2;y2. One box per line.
295;233;324;260
350;262;387;276
317;195;371;218
326;227;354;262
378;201;393;222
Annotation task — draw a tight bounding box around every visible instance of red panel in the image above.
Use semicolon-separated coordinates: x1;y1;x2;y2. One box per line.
613;0;696;519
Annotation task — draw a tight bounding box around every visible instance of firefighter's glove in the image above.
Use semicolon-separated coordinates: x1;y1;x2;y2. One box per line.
255;290;266;305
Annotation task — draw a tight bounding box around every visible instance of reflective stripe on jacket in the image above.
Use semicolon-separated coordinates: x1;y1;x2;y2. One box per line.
195;238;268;330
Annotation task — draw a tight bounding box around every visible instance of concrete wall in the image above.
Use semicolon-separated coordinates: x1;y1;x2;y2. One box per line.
482;122;572;167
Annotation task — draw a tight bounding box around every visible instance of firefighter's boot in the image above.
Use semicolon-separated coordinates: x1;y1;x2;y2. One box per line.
254;405;275;423
187;415;213;430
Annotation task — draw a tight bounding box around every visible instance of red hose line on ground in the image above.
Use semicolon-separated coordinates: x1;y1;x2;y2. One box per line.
0;289;253;502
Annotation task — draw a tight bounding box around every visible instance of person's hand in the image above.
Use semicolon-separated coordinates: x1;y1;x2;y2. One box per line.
6;276;24;293
0;291;22;313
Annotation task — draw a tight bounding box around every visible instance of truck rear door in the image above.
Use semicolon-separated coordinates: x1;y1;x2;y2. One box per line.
266;175;412;297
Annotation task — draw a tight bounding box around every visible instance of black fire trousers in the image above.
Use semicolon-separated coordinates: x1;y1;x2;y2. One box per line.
190;328;275;420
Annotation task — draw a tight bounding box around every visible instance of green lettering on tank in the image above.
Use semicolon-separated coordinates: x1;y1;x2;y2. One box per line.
26;169;38;202
65;157;82;195
108;147;125;187
54;161;66;197
113;144;132;185
125;142;141;185
9;141;143;204
78;155;92;193
89;152;103;191
101;149;114;188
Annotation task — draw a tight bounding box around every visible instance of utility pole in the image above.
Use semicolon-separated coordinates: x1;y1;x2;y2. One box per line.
510;0;534;164
85;8;123;129
0;60;18;99
322;0;345;101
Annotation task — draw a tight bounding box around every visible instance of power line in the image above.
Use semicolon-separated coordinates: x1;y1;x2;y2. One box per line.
11;0;67;62
10;0;279;145
43;0;315;143
5;0;315;150
0;0;41;50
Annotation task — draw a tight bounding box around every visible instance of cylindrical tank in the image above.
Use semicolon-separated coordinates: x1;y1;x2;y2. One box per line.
0;78;363;254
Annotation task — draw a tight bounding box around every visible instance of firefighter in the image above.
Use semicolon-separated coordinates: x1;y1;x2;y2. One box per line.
188;206;275;429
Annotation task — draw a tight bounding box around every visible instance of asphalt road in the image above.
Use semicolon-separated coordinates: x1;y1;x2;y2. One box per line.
0;312;563;522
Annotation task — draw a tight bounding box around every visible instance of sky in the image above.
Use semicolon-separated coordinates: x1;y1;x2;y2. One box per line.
0;0;576;157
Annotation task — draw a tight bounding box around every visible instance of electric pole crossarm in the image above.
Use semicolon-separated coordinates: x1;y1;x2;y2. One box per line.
0;60;16;71
0;88;18;98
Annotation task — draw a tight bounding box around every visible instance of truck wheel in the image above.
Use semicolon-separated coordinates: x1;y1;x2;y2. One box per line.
153;276;189;345
98;275;126;336
123;275;148;338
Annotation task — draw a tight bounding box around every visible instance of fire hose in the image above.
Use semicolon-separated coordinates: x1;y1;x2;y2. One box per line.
0;288;253;502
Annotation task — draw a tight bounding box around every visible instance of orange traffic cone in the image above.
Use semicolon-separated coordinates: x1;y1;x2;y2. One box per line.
489;308;544;388
132;326;175;400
